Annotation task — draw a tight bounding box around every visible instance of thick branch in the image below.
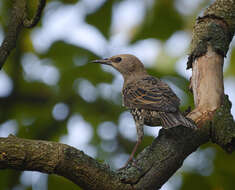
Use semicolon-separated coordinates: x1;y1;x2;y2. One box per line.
187;0;235;125
187;0;235;69
188;46;224;125
0;135;131;190
0;96;234;190
118;0;235;189
118;95;235;190
0;0;235;190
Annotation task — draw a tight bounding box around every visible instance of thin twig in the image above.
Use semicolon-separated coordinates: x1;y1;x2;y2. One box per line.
23;0;46;28
0;0;46;69
0;0;26;69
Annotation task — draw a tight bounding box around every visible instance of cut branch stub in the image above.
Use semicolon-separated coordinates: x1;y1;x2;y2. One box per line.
187;0;235;125
187;46;224;126
187;15;231;69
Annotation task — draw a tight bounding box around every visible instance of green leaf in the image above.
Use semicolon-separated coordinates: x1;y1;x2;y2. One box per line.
85;0;114;39
131;0;183;42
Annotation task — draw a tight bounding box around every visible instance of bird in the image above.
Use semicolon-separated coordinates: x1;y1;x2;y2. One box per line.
92;54;197;167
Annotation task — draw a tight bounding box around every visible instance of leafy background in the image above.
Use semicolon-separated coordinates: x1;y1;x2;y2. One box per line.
0;0;235;190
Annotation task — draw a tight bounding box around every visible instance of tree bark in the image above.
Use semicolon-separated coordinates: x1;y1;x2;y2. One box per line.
0;96;234;190
187;0;235;126
0;135;130;190
0;0;235;190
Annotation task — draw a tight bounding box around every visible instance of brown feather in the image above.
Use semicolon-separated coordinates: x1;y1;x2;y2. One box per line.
123;76;180;112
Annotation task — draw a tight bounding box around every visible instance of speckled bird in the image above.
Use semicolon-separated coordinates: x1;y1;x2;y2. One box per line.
92;54;196;166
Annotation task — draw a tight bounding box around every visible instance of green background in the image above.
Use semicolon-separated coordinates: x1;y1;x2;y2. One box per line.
0;0;235;190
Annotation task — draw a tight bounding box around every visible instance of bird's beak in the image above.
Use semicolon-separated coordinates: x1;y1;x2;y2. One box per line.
91;59;112;66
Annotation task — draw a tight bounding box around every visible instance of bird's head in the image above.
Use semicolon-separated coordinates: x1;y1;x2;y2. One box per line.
92;54;147;78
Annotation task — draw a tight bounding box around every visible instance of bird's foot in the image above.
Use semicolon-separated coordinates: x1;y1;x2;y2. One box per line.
118;158;142;172
118;139;142;170
118;158;134;171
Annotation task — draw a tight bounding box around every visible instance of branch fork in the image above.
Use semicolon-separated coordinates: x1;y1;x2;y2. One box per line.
0;0;235;189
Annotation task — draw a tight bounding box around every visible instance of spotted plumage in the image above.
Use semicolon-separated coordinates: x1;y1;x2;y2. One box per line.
92;54;197;167
123;75;195;129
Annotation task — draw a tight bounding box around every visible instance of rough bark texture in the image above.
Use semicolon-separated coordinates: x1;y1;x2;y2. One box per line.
187;0;235;127
0;135;131;190
187;0;235;69
0;96;234;190
0;0;235;190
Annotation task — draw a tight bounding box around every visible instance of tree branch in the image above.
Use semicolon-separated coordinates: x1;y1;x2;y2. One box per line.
0;0;26;69
0;135;131;190
0;0;46;69
118;95;235;189
0;0;235;189
0;96;234;190
23;0;46;28
187;0;235;125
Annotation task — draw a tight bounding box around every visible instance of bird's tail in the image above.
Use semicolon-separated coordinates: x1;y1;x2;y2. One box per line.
159;111;197;129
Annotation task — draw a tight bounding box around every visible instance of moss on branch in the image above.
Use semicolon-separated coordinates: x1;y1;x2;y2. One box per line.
187;0;235;69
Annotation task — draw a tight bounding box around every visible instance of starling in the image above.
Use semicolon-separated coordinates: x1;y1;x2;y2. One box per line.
92;54;196;166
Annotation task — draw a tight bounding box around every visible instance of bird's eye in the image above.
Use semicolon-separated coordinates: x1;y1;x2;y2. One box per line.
113;57;122;63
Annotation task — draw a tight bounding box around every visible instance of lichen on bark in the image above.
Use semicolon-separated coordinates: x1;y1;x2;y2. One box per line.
211;95;235;152
187;0;235;69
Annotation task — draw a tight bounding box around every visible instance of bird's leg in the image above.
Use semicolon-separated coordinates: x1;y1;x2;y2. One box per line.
123;119;144;168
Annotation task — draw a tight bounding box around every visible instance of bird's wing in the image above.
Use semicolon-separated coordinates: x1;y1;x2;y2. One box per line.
123;76;180;112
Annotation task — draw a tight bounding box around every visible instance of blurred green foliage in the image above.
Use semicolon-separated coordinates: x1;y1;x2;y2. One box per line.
0;0;235;190
86;0;114;39
132;0;183;42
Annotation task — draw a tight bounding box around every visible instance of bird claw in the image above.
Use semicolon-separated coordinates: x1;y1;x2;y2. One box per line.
130;160;143;172
118;159;133;171
118;158;142;172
